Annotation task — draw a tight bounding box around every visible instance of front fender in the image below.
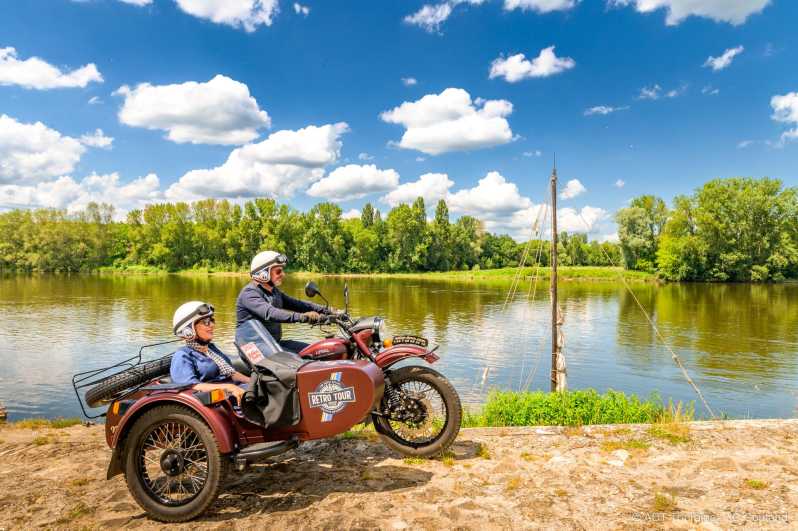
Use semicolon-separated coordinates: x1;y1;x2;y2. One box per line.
375;344;439;369
108;392;236;454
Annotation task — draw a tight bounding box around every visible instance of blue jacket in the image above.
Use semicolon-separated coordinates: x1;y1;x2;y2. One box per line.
170;344;234;385
235;281;327;341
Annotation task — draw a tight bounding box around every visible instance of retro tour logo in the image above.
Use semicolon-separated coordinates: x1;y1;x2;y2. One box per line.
308;371;356;422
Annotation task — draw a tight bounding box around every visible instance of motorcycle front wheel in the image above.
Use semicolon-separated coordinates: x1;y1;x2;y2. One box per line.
373;365;461;457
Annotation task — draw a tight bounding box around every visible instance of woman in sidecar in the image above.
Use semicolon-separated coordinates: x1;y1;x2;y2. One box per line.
169;301;249;403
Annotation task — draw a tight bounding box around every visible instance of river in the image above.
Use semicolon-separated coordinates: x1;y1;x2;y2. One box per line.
1;274;796;420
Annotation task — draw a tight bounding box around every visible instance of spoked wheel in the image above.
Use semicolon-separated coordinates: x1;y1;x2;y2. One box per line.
373;365;461;457
124;405;227;522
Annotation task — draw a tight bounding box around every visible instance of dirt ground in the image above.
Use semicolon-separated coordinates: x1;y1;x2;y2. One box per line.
0;419;796;530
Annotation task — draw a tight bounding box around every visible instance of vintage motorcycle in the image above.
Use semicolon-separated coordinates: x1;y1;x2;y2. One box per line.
73;281;461;522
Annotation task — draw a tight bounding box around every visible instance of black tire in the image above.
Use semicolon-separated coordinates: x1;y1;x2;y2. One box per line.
85;355;172;408
123;405;228;523
373;365;462;458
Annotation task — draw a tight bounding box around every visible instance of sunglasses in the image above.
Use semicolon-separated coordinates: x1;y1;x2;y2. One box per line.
197;316;216;326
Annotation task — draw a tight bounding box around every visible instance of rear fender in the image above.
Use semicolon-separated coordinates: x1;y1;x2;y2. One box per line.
106;392;236;478
375;344;439;369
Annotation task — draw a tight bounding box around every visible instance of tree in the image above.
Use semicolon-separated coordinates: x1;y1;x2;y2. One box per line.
616;195;668;272
427;200;452;270
658;178;798;281
361;203;375;228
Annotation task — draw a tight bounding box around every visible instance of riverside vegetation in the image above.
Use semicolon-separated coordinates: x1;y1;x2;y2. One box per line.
2;176;795;282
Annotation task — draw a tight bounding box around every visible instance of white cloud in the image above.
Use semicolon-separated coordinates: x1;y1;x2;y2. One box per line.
0;172;161;216
615;179;625;188
118;0;153;5
447;171;532;215
341;208;360;219
0;47;102;90
293;2;310;15
79;129;114;149
503;0;578;13
771;92;798;146
523;150;542;157
380;88;514;155
701;85;719;96
382;172;454;207
665;84;687;98
638;83;685;100
403;0;485;33
559;178;586;199
598;232;619;243
0;115;86;184
558;206;608;233
638;84;661;100
402;77;418;86
174;0;279;32
404;3;453;32
489;47;575;82
88;96;103;105
165;123;348;200
608;0;770;26
704;45;744;71
584;105;629;116
116;75;270;145
358;152;374;161
306;164;400;202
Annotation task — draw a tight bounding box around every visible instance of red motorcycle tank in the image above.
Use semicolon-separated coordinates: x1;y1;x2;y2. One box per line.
293;360;384;439
299;337;348;360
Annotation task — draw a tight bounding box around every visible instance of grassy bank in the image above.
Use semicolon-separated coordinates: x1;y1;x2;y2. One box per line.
94;265;655;283
297;266;655;283
462;389;693;427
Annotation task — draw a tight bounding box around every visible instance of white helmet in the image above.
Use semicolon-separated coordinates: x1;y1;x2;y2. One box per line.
250;250;288;283
172;301;215;339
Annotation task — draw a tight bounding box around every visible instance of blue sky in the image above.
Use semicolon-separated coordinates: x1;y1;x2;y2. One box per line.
1;0;796;240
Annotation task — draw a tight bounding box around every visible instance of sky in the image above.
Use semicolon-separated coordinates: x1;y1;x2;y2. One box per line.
1;0;797;241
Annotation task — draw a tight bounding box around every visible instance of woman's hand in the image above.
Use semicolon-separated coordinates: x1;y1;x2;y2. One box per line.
225;383;245;403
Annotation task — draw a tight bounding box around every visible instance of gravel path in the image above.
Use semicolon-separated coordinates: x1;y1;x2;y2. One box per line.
0;419;796;529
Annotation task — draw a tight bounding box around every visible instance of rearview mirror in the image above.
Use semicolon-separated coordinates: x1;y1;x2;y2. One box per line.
304;281;320;298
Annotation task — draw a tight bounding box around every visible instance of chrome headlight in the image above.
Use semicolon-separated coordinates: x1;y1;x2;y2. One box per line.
375;317;389;344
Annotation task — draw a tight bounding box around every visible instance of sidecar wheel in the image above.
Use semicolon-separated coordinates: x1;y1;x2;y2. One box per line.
123;405;228;522
373;365;462;458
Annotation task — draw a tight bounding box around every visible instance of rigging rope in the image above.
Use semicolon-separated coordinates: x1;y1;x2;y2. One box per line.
576;211;717;419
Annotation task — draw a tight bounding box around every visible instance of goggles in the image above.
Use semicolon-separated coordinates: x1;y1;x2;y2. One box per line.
252;254;288;276
174;303;215;333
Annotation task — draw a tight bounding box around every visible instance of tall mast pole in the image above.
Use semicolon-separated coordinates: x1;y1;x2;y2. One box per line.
550;158;566;392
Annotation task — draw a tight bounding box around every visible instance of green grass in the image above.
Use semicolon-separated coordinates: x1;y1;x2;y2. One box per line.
744;479;768;490
463;389;685;427
11;418;82;429
600;439;651;452
295;266;655;284
94;265;655;283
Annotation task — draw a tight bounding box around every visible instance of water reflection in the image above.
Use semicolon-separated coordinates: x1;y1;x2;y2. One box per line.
0;274;796;420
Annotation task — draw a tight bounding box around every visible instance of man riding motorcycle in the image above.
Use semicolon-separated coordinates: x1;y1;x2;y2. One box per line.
235;250;335;353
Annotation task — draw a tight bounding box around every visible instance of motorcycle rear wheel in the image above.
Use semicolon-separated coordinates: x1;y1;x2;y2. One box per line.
373;365;461;457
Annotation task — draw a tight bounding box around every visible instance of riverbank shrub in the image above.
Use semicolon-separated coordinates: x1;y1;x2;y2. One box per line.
463;389;688;427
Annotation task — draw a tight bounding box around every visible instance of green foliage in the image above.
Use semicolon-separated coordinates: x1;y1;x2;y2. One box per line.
657;178;798;281
614;178;798;282
0;196;622;274
615;195;668;272
464;389;678;427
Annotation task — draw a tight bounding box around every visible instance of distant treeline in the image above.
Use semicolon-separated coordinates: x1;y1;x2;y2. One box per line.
0;197;621;273
617;177;798;282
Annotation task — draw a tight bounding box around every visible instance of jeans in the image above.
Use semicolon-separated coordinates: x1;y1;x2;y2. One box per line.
279;339;310;354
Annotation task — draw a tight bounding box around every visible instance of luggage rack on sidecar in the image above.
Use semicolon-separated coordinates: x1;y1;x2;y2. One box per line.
72;338;182;419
